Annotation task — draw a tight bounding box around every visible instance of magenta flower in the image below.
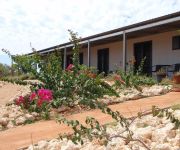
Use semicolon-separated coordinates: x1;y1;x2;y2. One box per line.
37;89;53;102
66;64;74;71
15;96;24;106
37;99;43;107
30;92;36;101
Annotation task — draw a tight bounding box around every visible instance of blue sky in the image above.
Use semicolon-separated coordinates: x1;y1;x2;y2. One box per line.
0;0;180;65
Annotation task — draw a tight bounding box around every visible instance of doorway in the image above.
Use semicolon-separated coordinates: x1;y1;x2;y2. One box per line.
134;41;152;75
97;48;109;74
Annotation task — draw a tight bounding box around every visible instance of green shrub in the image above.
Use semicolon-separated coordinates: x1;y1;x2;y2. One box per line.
2;30;118;109
0;63;11;78
113;58;156;89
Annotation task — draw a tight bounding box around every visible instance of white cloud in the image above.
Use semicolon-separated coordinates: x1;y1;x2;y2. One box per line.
0;0;179;55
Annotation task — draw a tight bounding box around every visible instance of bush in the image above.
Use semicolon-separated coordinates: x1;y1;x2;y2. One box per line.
113;59;156;90
0;63;11;78
15;89;53;119
2;30;118;109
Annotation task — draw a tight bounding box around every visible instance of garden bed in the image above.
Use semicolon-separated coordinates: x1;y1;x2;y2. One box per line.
0;83;173;131
0;104;40;131
26;108;180;150
100;84;172;105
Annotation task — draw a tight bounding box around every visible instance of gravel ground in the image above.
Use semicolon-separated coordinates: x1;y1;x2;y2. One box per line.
26;109;180;150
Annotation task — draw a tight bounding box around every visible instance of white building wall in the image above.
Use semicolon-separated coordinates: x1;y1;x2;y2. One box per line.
127;30;180;66
80;30;180;71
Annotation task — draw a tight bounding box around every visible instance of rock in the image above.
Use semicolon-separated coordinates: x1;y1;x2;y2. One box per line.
47;142;61;150
142;85;169;97
0;117;9;126
121;88;141;100
168;130;176;138
173;110;180;120
7;121;14;129
153;143;172;150
31;112;39;118
133;126;153;140
37;140;48;149
173;135;180;147
152;123;174;143
61;141;80;150
16;116;26;125
2;112;9;118
25;114;35;121
107;137;126;149
27;145;39;150
57;106;70;113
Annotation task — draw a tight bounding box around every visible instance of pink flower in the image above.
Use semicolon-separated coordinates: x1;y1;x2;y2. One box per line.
30;92;36;101
37;89;53;102
66;64;74;71
37;99;43;107
15;96;24;106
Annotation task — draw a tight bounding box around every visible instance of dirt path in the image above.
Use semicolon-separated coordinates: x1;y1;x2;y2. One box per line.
0;82;24;105
0;92;179;150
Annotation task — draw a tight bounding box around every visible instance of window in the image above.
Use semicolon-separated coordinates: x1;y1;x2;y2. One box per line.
172;35;180;50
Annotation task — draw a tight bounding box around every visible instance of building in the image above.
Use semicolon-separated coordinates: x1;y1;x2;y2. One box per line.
37;11;180;75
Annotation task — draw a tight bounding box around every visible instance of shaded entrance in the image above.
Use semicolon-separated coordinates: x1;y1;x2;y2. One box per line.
134;41;152;75
97;48;109;74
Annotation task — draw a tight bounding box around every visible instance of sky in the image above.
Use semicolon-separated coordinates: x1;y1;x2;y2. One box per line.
0;0;180;65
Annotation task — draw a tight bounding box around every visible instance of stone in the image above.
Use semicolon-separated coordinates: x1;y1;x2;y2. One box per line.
7;121;14;129
37;140;48;149
25;114;35;121
0;117;9;126
133;126;153;140
142;85;169;97
173;110;180;120
61;141;80;150
57;106;70;113
152;123;174;143
47;142;61;150
168;130;176;138
31;112;39;118
153;143;172;150
122;88;141;100
2;112;9;118
16;116;26;125
173;135;180;147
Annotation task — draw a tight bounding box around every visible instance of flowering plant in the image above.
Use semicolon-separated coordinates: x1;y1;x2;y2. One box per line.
15;89;53;119
66;64;74;71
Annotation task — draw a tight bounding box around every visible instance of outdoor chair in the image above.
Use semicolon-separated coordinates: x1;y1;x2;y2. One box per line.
152;65;170;82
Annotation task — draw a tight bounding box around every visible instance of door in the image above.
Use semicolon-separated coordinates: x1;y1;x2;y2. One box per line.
97;48;109;74
134;41;152;75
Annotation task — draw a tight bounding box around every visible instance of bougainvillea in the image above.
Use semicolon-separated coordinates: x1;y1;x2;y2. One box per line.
37;89;53;102
15;89;53;119
15;96;25;106
66;64;74;71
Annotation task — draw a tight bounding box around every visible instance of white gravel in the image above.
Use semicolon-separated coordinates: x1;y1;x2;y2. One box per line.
101;85;172;104
26;109;180;150
0;104;39;131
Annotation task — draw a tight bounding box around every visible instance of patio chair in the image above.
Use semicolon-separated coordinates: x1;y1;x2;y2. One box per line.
152;65;170;82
